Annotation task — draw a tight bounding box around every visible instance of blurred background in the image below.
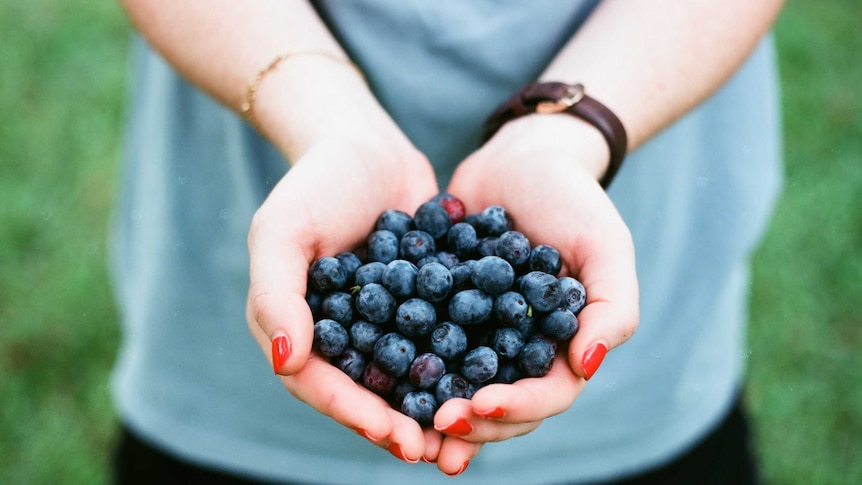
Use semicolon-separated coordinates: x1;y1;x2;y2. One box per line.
1;1;860;483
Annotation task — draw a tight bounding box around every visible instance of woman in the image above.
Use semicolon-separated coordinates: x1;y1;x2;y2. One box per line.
111;1;784;483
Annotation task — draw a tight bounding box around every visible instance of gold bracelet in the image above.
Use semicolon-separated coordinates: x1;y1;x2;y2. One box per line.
240;50;365;130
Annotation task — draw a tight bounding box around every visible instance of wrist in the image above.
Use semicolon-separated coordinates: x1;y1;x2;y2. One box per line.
248;54;397;162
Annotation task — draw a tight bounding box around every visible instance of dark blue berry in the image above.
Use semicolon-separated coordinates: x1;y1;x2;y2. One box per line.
401;391;438;426
395;298;437;338
435;373;477;404
354;261;386;286
471;255;515;296
429;321;468;360
309;257;347;293
461;346;499;384
475;205;513;237
399;230;436;264
367;230;399;264
435;251;460;269
519;271;563;312
413;201;452;239
409;353;447;389
493;361;523;384
320;291;354;326
493;291;533;329
335;251;363;283
373;332;416;377
541;308;579;341
382;259;418;299
529;244;563;276
519;338;556;377
416;262;453;303
349;320;384;353
559;276;587;315
331;347;367;381
449;260;476;292
476;237;498;257
305;286;323;319
376;209;414;239
392;379;418;408
492;327;525;360
355;283;396;324
448;289;494;326
416;255;440;268
313;318;349;357
447;222;478;259
495;230;531;268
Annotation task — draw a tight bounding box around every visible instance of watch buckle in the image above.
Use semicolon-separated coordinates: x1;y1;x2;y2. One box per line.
536;83;585;114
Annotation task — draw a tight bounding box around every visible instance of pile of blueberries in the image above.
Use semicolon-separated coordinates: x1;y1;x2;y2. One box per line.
306;194;586;425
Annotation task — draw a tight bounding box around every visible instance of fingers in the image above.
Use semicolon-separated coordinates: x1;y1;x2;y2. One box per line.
431;353;582;444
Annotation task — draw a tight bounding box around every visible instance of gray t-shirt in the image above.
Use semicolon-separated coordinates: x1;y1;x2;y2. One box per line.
110;1;782;483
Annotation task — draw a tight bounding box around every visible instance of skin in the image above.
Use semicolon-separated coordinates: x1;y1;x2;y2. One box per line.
121;0;784;476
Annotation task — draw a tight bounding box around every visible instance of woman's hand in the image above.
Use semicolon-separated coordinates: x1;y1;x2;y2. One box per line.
245;136;439;464
427;114;640;473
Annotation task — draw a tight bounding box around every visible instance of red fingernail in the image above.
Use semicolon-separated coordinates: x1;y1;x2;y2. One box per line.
387;443;418;463
272;335;291;374
437;418;473;437
445;460;470;477
583;342;607;380
477;407;506;419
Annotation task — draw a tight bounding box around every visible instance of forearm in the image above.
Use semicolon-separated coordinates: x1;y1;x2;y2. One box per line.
532;0;783;177
120;0;405;162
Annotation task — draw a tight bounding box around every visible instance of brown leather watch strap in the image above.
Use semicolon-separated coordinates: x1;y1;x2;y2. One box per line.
480;82;628;189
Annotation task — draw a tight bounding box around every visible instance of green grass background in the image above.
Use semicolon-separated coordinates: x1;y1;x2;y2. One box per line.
1;1;859;483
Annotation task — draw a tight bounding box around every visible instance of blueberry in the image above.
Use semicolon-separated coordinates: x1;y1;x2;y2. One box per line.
519;271;563;312
409;353;447;389
401;391;438;426
382;259;418;299
492;361;523;384
435;373;477;404
447;222;478;259
541;308;579;341
529;244;563;276
475;205;513;237
313;318;349;357
305;286;323;320
492;327;525;360
449;260;476;292
413;201;452;239
355;283;396;324
434;251;460;269
335;251;363;284
476;237;498;257
373;332;416;377
395;298;437;338
391;379;418;408
495;230;531;268
367;230;400;264
416;262;453;303
354;261;386;287
519;338;556;378
461;346;499;384
471;255;515;296
376;209;414;239
493;291;533;329
349;320;384;353
416;255;440;268
331;347;367;381
429;321;468;360
308;257;347;293
320;291;354;326
399;230;436;264
559;276;587;315
362;360;396;396
448;289;494;326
